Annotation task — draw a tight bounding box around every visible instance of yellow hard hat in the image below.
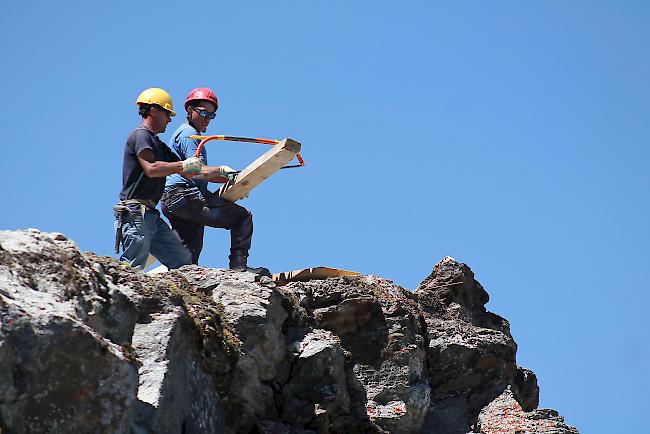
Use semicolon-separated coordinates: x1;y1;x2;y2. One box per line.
136;88;176;116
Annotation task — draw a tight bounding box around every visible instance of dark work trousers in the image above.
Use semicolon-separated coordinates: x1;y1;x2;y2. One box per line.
161;188;253;265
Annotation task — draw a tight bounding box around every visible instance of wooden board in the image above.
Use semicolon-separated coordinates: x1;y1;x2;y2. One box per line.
272;267;361;286
217;138;301;202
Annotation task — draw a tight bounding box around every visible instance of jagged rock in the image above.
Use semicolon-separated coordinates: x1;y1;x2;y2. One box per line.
131;308;223;433
77;261;138;346
180;266;292;433
417;256;489;317
416;256;520;429
99;264;237;434
0;230;138;433
281;329;349;429
290;275;430;433
421;396;470;434
0;230;234;433
477;387;579;434
0;230;578;433
511;366;539;412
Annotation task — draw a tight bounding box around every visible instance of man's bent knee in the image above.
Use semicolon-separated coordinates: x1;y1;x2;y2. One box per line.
166;247;192;269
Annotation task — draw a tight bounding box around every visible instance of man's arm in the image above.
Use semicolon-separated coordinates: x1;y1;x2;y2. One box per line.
206;175;230;183
131;129;201;177
137;150;202;177
191;164;237;183
137;149;184;177
198;166;232;183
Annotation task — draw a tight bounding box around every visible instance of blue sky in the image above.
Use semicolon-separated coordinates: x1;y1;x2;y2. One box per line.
1;1;648;431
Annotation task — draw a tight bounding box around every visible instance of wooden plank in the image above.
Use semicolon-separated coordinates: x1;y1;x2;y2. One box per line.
217;138;301;202
272;267;361;286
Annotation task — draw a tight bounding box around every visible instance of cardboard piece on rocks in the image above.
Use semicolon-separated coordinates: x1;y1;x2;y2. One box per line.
272;267;361;286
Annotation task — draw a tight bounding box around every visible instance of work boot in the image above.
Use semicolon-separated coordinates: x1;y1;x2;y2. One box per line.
229;254;271;277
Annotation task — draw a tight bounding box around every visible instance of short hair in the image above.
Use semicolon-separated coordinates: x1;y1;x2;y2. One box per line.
139;103;152;119
139;103;167;119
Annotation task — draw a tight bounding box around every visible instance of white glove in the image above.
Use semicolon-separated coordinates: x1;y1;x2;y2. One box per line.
218;165;236;174
181;157;203;174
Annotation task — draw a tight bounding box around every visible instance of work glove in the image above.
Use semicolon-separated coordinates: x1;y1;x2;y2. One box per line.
182;157;203;174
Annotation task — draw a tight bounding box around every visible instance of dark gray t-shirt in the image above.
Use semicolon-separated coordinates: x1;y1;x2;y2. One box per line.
119;127;180;203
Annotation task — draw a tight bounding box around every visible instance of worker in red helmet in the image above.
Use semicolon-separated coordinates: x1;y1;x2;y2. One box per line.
161;87;268;274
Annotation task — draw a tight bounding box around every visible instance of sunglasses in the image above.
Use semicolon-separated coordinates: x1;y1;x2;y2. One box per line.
192;107;217;119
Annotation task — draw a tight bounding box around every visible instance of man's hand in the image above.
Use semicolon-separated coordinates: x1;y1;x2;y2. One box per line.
193;164;237;182
181;157;203;174
218;165;236;174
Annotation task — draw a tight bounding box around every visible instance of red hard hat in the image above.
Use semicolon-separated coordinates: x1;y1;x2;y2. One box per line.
184;87;219;110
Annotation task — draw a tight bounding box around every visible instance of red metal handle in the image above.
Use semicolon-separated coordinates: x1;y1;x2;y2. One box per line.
193;135;306;169
194;135;280;158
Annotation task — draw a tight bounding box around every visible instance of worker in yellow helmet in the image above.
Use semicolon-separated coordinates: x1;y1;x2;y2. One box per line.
113;88;228;269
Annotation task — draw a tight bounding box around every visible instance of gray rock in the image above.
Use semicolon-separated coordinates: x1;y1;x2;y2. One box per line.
511;365;540;412
421;396;470;434
0;230;138;434
477;387;579;434
0;230;579;433
281;329;350;428
180;266;291;432
131;308;224;433
416;256;519;426
293;275;430;433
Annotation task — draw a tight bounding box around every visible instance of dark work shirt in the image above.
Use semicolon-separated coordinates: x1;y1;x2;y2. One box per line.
119;127;180;203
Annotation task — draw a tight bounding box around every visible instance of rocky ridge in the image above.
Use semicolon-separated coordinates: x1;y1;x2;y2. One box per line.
0;229;578;433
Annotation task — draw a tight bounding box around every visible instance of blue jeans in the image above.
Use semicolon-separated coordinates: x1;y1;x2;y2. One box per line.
118;207;192;270
161;188;253;265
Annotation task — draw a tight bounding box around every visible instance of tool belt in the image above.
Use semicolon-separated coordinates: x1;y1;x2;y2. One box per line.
112;199;157;254
161;186;206;213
